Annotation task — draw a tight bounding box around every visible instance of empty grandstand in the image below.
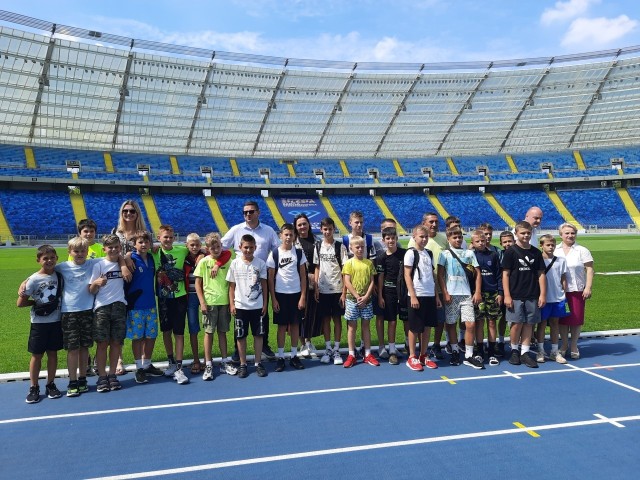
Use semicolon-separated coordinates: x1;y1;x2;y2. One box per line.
0;10;639;241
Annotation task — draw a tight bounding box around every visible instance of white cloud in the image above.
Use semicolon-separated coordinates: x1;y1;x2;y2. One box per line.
541;0;599;26
561;15;638;48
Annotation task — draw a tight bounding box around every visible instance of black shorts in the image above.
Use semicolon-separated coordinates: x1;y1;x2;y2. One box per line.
372;293;384;316
235;308;265;339
317;293;345;319
159;296;188;335
381;287;399;322
28;322;63;355
273;292;302;326
408;296;438;334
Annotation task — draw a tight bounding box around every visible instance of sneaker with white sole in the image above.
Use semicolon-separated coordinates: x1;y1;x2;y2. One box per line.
333;349;343;365
536;350;546;363
488;356;500;366
320;349;332;364
550;351;567;364
406;355;423;371
163;362;178;377
463;356;485;370
173;368;190;384
221;361;238;376
202;365;214;381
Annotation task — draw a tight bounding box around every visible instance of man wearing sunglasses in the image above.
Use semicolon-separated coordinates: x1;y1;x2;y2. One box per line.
222;201;280;362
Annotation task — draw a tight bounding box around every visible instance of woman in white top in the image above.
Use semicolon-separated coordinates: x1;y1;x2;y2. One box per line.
554;223;594;359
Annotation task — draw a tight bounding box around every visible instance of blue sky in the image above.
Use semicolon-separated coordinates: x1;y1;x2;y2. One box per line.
1;0;639;63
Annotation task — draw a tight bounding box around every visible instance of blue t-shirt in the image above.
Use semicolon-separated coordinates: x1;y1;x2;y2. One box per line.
126;252;156;310
438;246;479;296
56;259;99;313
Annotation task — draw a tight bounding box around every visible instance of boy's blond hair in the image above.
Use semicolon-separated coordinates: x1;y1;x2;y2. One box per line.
68;236;89;251
204;232;221;248
471;229;485;240
412;224;428;235
539;234;556;245
349;235;365;247
186;233;201;244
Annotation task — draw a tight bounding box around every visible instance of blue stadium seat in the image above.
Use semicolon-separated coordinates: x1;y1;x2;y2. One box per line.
327;194;386;233
382;193;445;230
0;145;26;167
0;189;77;236
83;192;151;235
557;188;630;229
491;190;564;230
152;193;218;236
437;191;506;230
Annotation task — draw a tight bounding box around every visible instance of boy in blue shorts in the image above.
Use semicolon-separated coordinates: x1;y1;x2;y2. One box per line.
226;234;269;378
536;234;568;364
195;232;235;380
126;231;163;384
404;226;441;371
471;230;503;366
17;245;63;403
376;226;406;365
342;236;379;368
267;223;307;372
89;234;129;392
502;221;546;369
437;227;483;369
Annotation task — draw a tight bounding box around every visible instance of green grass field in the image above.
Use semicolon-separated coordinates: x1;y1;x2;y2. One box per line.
1;235;639;374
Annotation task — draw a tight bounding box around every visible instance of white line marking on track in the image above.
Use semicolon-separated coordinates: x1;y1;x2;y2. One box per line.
564;363;640;394
2;362;639;426
503;370;522;379
593;413;625;428
85;413;640;480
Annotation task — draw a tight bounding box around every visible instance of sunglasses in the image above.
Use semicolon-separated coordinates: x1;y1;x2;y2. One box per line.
243;210;256;215
122;209;137;214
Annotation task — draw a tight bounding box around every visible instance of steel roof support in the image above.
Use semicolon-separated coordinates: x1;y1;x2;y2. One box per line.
374;65;424;157
28;33;56;142
252;61;288;155
111;51;134;150
186;55;216;153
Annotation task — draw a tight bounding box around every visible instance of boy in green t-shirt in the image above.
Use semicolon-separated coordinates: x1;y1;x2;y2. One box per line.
342;236;379;368
151;224;190;384
194;232;237;380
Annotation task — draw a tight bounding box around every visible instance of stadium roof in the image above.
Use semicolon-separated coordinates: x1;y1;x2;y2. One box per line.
1;10;640;159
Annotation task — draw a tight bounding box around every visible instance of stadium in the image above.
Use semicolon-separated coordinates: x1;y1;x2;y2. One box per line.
1;7;640;478
0;10;639;240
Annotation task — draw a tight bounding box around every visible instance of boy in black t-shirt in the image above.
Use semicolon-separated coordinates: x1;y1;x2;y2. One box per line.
375;227;406;365
501;221;546;368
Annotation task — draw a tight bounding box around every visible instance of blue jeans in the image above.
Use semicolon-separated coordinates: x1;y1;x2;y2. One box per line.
186;293;201;334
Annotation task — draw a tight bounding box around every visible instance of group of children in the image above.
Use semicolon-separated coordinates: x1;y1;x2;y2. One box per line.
18;208;571;404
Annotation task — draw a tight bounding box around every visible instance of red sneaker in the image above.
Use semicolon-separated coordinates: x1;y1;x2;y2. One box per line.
343;354;356;368
406;355;424;371
424;358;438;369
364;353;380;366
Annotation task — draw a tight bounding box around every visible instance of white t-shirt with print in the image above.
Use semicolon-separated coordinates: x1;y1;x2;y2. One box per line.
226;257;268;310
404;248;436;297
89;258;127;310
313;241;349;294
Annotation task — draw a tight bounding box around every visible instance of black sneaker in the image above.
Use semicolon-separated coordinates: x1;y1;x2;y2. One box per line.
144;364;164;377
463;356;485;370
96;376;110;393
78;377;89;394
108;374;122;391
509;349;521;365
238;364;248;378
431;345;445;360
135;368;148;384
275;357;285;372
66;381;80;397
45;382;62;399
86;355;96;377
449;350;461;366
445;343;453;355
290;356;304;370
26;385;40;404
231;351;241;365
521;352;539;368
262;346;277;362
256;362;268;377
495;342;505;358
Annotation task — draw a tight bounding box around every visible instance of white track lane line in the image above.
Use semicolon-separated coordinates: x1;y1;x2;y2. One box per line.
563;362;640;394
2;362;639;426
85;413;640;480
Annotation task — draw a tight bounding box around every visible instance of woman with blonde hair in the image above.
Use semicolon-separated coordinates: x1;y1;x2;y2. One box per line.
113;200;147;254
554;223;594;359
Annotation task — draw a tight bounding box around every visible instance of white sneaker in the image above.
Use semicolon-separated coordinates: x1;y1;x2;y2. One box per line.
320;349;332;364
550;351;567;364
333;349;343;365
173;368;189;384
536;350;546;363
221;361;238;376
202;365;214;381
300;344;311;357
163;362;178;377
378;347;389;359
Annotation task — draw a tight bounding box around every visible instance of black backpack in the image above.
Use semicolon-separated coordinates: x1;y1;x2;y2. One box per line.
314;240;344;270
397;248;432;307
271;247;305;288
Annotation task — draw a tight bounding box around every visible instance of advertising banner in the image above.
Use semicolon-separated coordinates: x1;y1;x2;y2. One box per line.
275;197;329;232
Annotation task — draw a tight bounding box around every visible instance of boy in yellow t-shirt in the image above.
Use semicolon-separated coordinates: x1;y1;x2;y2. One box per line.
342;236;378;368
